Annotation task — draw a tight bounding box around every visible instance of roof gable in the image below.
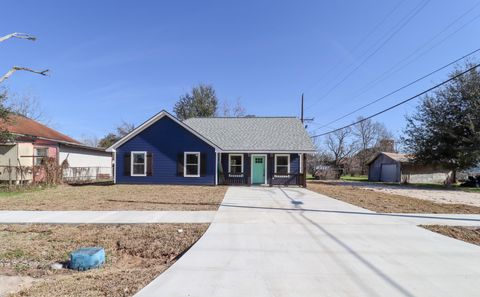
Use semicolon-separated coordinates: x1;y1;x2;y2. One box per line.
1;114;80;144
106;110;221;152
367;152;412;165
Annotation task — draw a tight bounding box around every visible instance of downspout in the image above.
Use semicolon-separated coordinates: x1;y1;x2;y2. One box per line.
112;150;117;184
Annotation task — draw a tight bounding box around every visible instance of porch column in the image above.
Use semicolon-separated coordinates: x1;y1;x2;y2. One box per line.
215;152;219;185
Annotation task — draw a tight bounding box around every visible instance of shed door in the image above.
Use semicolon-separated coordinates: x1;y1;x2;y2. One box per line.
380;164;397;182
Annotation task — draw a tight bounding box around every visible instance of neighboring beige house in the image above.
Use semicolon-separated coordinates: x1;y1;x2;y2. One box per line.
0;114;112;184
367;152;451;184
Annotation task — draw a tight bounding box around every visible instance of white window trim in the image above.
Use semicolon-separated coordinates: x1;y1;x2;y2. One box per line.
228;154;244;176
184;152;200;177
274;154;290;177
131;151;147;177
34;147;49;166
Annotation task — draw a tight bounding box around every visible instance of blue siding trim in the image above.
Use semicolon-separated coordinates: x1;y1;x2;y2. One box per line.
220;153;301;185
116;116;216;185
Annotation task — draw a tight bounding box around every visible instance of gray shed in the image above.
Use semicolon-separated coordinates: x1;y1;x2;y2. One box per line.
367;152;451;184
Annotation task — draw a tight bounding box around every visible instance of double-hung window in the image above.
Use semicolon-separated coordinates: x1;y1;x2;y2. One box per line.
131;151;147;176
34;147;48;166
275;154;290;176
229;154;243;175
184;152;200;177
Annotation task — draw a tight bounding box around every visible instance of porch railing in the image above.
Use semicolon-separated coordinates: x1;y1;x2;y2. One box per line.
271;173;304;186
219;172;249;185
219;171;305;186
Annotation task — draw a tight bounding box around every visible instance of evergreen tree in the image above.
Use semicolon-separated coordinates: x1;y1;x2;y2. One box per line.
403;63;480;181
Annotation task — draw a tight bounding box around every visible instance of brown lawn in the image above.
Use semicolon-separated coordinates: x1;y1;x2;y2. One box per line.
0;224;208;297
422;225;480;246
307;181;480;214
0;185;227;211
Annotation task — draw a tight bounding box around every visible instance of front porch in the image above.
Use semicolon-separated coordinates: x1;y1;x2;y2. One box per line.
216;152;306;187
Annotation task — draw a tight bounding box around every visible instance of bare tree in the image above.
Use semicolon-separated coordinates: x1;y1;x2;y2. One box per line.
5;90;49;123
80;135;100;147
352;117;393;174
116;121;135;137
0;33;49;84
221;99;246;117
325;128;355;168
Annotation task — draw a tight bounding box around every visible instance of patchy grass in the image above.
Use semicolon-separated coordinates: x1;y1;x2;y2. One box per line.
422;225;480;246
0;224;208;297
0;184;227;211
307;181;480;213
340;175;368;182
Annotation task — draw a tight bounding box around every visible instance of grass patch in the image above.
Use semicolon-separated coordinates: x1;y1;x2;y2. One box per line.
340;175;368;182
307;181;480;214
0;224;208;297
0;184;53;198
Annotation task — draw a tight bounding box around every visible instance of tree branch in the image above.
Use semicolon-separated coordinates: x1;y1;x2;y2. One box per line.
0;67;49;84
0;32;37;43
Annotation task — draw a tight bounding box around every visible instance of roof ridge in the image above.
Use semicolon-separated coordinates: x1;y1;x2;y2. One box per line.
186;116;298;119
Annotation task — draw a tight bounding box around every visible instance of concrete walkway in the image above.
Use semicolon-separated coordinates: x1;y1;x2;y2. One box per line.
0;210;216;224
136;186;480;297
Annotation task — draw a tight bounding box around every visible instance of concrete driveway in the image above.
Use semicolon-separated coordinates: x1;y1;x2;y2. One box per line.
136;187;480;297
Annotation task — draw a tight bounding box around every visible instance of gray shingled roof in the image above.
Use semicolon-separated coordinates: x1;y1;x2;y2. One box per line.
184;117;315;152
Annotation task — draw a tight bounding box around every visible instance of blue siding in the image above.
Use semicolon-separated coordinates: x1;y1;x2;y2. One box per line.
220;153;301;185
116;116;216;185
269;154;300;185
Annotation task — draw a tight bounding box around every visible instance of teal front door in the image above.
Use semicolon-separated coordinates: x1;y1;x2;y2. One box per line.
252;155;266;184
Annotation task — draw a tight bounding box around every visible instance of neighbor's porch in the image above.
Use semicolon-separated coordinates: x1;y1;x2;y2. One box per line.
217;152;306;187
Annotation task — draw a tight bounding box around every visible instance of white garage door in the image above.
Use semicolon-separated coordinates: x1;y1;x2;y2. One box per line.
380;164;397;182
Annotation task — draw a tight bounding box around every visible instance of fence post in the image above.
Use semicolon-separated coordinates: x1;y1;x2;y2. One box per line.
8;158;12;187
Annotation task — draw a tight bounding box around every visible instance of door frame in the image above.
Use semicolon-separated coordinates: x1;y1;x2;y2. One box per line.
250;154;268;185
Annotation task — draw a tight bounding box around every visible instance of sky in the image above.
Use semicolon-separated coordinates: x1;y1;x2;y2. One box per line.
1;0;479;143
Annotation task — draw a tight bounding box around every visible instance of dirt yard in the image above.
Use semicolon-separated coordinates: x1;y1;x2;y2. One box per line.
0;223;208;297
349;182;480;207
307;181;480;213
0;185;227;211
423;225;480;246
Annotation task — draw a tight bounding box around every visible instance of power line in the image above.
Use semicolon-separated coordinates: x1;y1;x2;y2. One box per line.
347;6;480;103
311;47;480;131
310;62;480;138
301;0;406;95
306;0;430;109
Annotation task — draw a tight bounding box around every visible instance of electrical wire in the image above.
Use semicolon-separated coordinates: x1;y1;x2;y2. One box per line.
311;47;480;131
310;62;480;138
306;0;430;109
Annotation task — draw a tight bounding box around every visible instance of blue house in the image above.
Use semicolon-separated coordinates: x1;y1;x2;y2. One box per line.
107;110;315;186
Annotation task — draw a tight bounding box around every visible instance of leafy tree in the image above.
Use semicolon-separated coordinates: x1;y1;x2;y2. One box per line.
173;84;218;120
98;133;118;148
0;89;12;142
403;63;480;182
97;121;135;148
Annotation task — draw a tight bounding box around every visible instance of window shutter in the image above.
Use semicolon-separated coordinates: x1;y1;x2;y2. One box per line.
147;152;153;176
200;153;207;176
177;153;184;176
124;153;131;176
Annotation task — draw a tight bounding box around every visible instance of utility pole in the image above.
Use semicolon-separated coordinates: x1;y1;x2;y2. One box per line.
301;93;304;123
300;93;314;188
